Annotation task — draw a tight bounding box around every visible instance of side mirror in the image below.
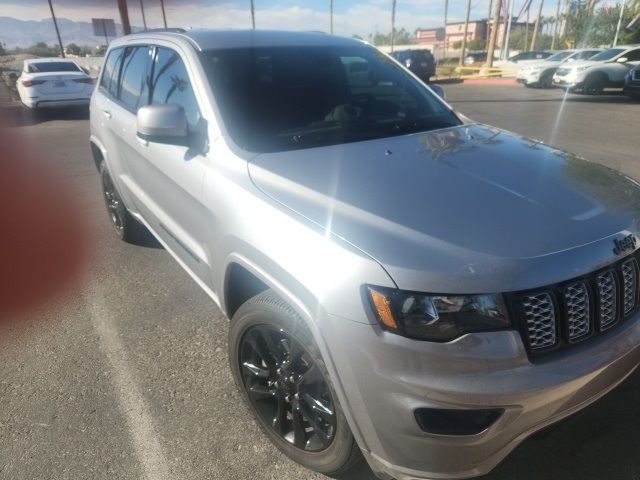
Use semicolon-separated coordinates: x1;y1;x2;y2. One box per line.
137;104;188;145
617;57;628;63
430;84;446;100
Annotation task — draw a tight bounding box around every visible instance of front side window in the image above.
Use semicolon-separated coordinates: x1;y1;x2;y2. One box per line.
100;48;124;97
624;49;640;62
149;47;200;129
590;48;624;61
119;46;151;111
201;45;460;153
546;51;573;62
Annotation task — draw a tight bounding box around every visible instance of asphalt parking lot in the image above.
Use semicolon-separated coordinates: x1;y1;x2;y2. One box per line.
1;82;639;480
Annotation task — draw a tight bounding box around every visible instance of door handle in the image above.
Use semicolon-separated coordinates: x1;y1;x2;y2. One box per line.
102;109;112;118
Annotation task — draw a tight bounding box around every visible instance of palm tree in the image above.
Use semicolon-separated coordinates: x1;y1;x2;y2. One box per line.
391;0;397;51
250;0;256;29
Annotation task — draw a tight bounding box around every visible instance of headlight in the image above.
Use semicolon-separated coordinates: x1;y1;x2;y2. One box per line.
367;286;511;342
405;58;412;68
576;66;591;72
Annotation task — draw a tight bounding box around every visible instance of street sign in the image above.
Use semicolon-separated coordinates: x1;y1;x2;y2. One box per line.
92;18;116;38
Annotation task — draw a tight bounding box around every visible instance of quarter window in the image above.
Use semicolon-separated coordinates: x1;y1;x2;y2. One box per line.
150;48;200;129
119;46;151;111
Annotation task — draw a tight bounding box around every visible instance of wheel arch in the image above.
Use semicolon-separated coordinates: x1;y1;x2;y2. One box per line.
222;252;319;325
89;135;107;171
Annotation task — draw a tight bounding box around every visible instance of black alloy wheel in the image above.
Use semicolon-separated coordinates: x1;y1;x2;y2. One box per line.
229;290;363;476
239;324;337;452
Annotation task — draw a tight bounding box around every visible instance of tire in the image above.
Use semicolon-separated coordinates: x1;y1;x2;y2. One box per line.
99;162;148;243
583;73;606;95
228;290;363;476
539;70;553;89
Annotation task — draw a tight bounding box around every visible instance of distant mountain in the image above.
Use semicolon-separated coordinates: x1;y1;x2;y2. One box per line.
0;16;136;49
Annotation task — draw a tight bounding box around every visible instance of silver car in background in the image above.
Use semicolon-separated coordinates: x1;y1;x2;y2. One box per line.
90;29;640;480
516;48;603;88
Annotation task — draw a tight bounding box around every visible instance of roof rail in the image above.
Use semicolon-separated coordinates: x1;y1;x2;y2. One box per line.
136;28;187;34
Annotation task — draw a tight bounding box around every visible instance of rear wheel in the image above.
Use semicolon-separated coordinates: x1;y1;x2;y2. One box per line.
583;74;606;95
99;163;148;243
229;290;363;476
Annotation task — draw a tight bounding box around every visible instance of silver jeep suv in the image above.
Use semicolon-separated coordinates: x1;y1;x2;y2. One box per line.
90;29;640;480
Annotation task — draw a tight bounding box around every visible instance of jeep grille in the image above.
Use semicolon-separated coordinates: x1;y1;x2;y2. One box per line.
510;253;639;355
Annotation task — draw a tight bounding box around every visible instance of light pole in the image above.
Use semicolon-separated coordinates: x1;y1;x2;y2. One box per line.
140;0;147;30
391;0;397;52
459;0;472;65
613;0;627;46
47;0;65;57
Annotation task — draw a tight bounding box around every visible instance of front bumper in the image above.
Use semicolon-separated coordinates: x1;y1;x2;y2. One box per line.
319;310;640;479
516;70;542;85
623;82;640;97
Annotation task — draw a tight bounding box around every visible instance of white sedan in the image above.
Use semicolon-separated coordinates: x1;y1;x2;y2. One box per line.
17;58;94;110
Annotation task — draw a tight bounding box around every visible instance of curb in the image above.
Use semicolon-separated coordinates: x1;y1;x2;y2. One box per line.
460;77;518;85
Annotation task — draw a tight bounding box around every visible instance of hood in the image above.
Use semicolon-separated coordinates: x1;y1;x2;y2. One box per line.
521;60;559;69
560;60;599;70
248;124;640;293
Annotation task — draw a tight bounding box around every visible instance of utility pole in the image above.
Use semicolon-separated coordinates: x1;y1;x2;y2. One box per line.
444;0;449;59
160;0;168;28
117;0;131;35
250;0;256;29
499;0;509;59
47;0;65;57
485;0;494;50
459;0;473;65
485;0;502;68
390;0;397;52
329;0;333;34
530;0;544;50
613;0;627;46
525;1;530;49
550;0;561;49
503;0;515;58
139;0;147;30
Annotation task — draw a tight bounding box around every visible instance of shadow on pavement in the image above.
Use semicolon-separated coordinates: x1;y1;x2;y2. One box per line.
0;105;89;127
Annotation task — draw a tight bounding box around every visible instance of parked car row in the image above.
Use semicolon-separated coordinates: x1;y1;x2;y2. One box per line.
517;45;640;97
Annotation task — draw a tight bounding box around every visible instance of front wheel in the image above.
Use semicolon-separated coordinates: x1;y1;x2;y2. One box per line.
228;290;363;476
583;74;605;95
539;71;554;89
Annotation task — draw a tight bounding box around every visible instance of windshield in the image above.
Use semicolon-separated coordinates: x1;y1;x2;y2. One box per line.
546;51;574;62
27;62;82;73
201;45;460;153
589;48;624;61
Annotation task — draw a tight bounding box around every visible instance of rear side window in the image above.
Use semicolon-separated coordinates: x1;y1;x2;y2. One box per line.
119;46;151;111
100;48;124;97
149;47;200;129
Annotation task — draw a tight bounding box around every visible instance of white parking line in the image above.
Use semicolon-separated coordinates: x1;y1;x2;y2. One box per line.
86;292;173;480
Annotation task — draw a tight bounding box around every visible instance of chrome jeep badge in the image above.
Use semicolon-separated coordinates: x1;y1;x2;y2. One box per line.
613;234;637;255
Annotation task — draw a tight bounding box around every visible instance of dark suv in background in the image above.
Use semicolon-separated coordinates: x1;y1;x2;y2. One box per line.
624;64;640;98
390;49;436;82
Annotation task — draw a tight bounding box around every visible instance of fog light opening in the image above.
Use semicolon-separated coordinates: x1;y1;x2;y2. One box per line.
414;408;504;436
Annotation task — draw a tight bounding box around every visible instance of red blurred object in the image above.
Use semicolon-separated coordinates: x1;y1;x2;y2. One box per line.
0;126;87;320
